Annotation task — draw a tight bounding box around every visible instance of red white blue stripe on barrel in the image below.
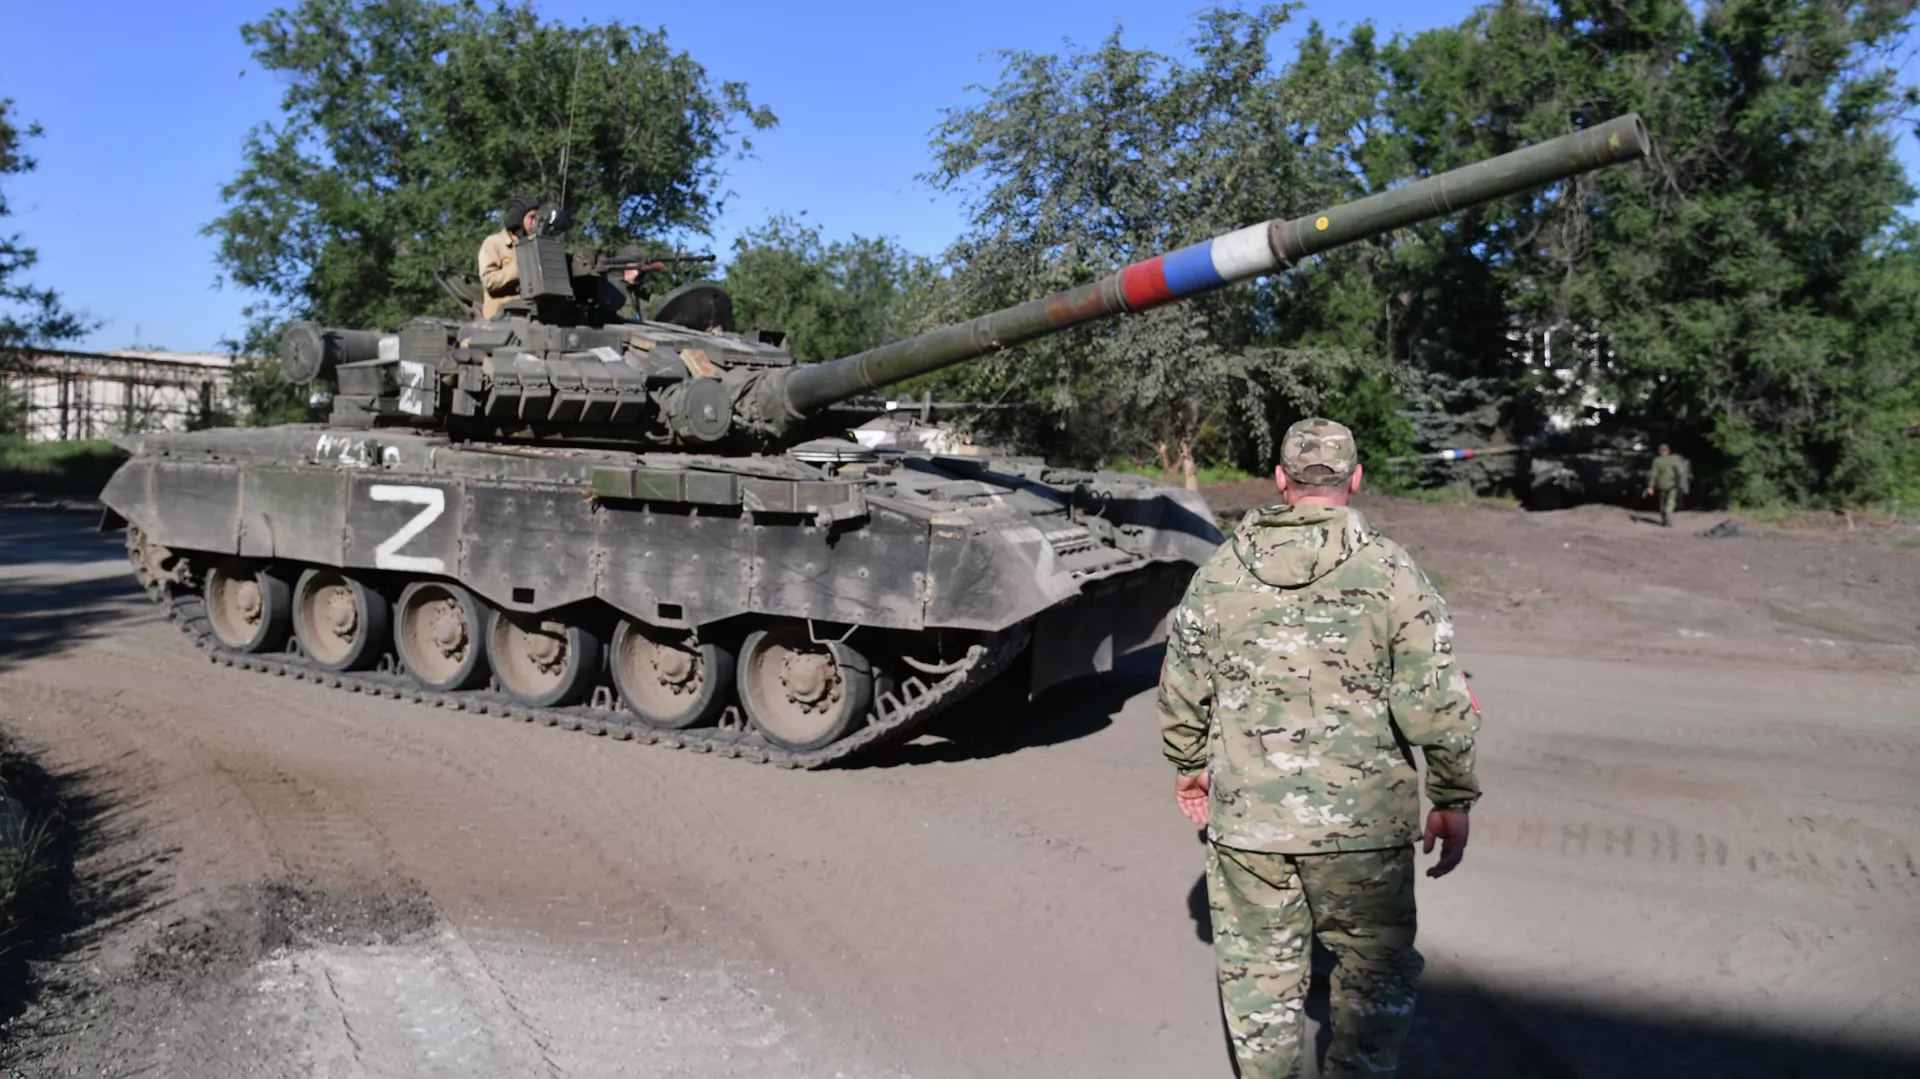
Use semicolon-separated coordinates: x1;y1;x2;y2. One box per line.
1117;223;1279;311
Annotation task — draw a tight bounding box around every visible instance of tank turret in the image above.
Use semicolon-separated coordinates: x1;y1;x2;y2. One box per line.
284;114;1649;451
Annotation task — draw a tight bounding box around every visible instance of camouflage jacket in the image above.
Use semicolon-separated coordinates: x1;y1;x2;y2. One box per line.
1647;454;1688;493
1157;504;1481;854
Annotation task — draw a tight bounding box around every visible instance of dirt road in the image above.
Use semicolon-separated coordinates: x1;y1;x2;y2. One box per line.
2;504;1917;1077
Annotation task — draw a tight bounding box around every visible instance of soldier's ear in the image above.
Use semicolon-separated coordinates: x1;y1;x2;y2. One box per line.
1349;464;1364;496
1274;466;1289;498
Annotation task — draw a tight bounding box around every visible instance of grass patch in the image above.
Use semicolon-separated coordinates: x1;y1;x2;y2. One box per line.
1390;482;1521;509
0;822;53;940
1893;538;1920;550
0;438;122;467
0;437;126;498
1878;498;1920;520
0;736;57;945
1104;459;1263;486
1731;502;1800;525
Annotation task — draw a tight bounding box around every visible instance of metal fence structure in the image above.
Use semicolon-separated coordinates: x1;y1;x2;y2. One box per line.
2;349;238;441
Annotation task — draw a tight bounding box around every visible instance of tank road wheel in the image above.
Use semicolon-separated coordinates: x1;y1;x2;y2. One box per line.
293;568;392;671
395;581;491;691
486;610;604;708
736;626;873;752
610;620;734;730
204;558;292;653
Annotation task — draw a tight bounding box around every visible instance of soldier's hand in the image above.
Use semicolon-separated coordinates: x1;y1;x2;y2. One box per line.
1175;773;1210;827
1643;487;1654;497
1423;809;1470;878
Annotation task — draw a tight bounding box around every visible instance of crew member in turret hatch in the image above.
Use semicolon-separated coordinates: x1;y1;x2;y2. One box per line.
609;244;651;321
479;194;541;319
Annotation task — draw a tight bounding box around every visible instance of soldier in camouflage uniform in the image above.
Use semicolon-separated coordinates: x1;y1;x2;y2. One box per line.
607;244;653;321
1643;444;1689;528
1158;418;1481;1079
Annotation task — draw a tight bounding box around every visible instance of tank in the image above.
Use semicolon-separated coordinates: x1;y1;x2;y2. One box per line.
97;115;1649;767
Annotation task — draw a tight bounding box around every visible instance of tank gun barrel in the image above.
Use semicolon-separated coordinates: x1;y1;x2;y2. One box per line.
762;113;1649;426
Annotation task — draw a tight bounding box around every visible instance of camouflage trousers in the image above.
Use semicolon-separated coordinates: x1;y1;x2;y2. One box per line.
1207;844;1422;1079
1657;488;1679;527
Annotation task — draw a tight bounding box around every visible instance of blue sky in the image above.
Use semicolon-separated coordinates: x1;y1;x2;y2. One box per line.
4;0;1915;354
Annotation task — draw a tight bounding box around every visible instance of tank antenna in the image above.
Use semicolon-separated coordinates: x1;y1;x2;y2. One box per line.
557;43;587;213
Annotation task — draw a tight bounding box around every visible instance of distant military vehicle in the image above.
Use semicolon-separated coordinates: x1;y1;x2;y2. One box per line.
98;115;1649;767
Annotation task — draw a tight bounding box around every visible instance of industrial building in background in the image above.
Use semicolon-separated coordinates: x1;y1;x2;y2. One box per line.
1;348;237;441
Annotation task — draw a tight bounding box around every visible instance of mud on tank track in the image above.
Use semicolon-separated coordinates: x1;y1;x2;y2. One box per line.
149;547;1028;770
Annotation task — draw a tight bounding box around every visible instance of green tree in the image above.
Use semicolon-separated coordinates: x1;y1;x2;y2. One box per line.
207;0;776;422
923;7;1388;489
724;215;936;362
225;351;320;427
1352;0;1920;505
0;101;91;434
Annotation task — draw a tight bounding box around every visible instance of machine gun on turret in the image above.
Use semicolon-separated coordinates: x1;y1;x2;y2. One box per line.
594;252;718;274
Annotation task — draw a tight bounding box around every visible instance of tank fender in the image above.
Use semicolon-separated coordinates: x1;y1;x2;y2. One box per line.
98;458;157;536
100;458;244;555
451;483;598;612
1102;485;1225;562
594;502;757;628
1030;565;1191;695
923;516;1080;630
742;505;926;629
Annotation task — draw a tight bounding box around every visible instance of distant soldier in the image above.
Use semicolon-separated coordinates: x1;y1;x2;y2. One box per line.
1159;418;1480;1079
1643;443;1690;528
478;194;542;319
608;244;652;321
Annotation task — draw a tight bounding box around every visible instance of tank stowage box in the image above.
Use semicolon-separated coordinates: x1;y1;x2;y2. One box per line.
99;115;1649;767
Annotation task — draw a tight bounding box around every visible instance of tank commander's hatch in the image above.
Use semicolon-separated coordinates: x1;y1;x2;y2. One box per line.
435;270;481;319
652;282;734;333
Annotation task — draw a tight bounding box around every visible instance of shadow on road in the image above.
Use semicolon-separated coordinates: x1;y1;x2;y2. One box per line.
0;747;171;1040
1183;867;1920;1078
1404;974;1920;1078
0;511;124;566
1187;870;1211;943
854;646;1163;767
0;509;141;672
0;575;142;673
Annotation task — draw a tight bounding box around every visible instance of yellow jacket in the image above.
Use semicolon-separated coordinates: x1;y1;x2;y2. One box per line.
478;230;519;318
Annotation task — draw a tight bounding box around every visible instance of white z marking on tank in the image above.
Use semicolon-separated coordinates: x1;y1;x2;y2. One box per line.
369;485;447;573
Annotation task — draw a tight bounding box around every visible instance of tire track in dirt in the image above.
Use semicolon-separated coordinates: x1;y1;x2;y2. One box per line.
218;764;408;885
11;625;667;925
1;620;836;1078
1472;813;1919;899
1487;702;1920;762
141;642;829;1076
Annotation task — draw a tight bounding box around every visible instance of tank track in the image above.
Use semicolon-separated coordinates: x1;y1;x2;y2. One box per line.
146;560;1026;770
